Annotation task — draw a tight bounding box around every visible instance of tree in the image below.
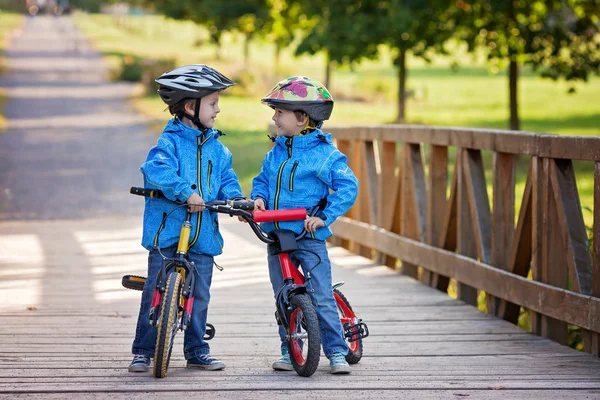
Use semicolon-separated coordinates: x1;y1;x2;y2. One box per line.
379;0;465;122
263;0;309;74
460;0;600;130
143;0;268;64
293;0;384;89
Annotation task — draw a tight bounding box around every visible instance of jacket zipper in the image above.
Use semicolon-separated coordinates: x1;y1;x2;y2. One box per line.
188;134;210;250
274;137;293;230
289;160;299;192
207;160;213;195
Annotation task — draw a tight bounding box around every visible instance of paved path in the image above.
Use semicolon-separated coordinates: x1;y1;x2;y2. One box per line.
0;16;599;400
0;15;154;220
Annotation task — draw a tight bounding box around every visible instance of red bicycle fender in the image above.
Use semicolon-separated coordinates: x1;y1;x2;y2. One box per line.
253;208;307;223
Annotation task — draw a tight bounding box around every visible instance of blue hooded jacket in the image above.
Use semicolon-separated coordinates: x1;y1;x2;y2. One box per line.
140;118;243;256
251;129;358;240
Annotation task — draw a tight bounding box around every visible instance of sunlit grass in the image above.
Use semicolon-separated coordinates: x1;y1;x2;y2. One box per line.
0;11;24;130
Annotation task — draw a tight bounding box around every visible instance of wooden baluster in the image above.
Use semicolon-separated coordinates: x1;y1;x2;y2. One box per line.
593;162;600;356
490;153;517;315
541;158;569;345
400;143;426;279
456;148;478;306
425;145;448;286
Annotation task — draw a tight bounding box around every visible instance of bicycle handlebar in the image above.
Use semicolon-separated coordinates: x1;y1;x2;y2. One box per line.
129;186;309;245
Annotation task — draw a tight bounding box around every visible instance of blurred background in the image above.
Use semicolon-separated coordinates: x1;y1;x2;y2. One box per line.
0;0;599;192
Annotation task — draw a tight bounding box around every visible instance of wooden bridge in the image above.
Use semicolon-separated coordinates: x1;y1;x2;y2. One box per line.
1;15;600;400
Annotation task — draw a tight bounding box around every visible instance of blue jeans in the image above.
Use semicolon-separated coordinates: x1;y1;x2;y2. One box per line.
132;247;214;359
268;238;348;358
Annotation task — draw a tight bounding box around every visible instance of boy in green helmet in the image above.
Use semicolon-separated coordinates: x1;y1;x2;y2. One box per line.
251;76;359;374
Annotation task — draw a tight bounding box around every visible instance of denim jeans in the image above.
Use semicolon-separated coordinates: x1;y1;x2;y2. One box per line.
132;246;214;359
268;238;348;358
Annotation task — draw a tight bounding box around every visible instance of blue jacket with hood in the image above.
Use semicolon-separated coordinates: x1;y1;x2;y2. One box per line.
140;118;243;256
251;129;358;240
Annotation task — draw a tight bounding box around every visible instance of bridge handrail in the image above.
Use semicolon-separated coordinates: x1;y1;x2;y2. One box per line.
296;124;600;356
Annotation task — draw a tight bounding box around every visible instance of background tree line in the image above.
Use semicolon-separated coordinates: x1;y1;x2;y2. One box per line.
68;0;599;131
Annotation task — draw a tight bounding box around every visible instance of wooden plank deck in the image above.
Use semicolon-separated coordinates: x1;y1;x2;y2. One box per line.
1;217;599;399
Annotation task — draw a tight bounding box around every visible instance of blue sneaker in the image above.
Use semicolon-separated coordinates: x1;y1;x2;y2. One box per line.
272;350;293;371
186;354;225;371
329;352;351;374
128;355;151;373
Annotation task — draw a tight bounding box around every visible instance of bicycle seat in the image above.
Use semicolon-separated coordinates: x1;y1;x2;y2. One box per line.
267;230;299;254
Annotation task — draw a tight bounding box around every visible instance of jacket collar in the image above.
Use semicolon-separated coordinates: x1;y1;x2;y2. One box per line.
274;129;332;149
166;118;221;143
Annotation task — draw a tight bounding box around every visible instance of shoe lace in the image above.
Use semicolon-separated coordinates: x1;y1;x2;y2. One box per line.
199;354;216;363
330;353;347;364
132;355;148;363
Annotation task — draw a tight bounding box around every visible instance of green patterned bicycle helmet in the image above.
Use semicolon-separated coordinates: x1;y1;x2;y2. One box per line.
261;76;334;122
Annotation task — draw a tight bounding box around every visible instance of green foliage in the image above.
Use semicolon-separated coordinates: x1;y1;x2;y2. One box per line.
458;0;600;128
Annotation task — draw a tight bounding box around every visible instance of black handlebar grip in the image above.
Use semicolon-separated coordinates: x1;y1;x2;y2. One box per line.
130;186;165;199
231;200;255;211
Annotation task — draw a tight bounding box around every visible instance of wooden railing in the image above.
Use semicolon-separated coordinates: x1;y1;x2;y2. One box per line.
326;125;600;356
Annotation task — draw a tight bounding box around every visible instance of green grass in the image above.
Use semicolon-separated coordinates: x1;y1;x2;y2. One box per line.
0;11;24;130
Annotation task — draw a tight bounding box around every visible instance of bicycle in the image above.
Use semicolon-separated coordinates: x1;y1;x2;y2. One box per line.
122;186;253;378
123;186;369;378
248;207;369;376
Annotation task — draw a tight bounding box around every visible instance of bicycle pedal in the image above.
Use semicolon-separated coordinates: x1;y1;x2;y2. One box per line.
122;275;146;291
204;323;216;340
345;322;369;341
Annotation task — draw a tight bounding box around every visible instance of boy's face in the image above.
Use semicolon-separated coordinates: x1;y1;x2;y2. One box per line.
186;91;221;129
272;108;306;136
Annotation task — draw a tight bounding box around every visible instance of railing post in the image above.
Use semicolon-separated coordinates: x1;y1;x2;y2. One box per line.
540;158;569;345
426;145;448;286
593;162;600;356
456;148;478;306
489;152;517;315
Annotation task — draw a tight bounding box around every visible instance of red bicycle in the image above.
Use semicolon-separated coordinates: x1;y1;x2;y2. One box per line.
123;187;368;378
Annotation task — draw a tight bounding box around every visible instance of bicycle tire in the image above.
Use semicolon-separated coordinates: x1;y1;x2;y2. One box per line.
153;272;182;378
334;288;363;364
287;293;320;377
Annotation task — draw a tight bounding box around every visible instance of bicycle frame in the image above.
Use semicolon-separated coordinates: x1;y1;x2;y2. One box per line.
149;207;197;331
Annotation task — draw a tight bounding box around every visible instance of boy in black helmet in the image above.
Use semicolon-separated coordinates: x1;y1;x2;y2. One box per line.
129;64;243;373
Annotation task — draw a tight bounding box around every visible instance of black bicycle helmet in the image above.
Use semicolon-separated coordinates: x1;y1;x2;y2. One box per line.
156;64;235;130
261;76;334;123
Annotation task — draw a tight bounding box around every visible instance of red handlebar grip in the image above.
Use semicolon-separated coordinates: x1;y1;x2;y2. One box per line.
253;208;307;223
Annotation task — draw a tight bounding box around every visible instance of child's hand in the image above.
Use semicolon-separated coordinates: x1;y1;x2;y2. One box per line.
254;198;266;211
186;192;205;213
304;216;325;233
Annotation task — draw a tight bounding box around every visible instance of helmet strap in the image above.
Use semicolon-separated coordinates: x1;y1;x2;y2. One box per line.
183;99;207;132
300;117;317;135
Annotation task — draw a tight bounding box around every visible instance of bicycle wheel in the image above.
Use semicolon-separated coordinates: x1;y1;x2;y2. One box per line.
286;293;320;377
153;272;182;378
334;288;363;364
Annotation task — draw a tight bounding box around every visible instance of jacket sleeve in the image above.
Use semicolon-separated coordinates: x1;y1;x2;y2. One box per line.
316;150;358;227
250;151;271;203
140;136;193;203
218;147;244;200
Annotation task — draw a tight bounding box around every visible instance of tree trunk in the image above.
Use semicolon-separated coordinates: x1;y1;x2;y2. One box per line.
507;0;520;131
244;33;251;68
324;52;332;90
508;59;520;131
397;50;407;123
274;44;281;75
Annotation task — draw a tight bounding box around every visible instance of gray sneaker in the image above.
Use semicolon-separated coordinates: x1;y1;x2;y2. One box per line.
186;354;225;371
272;351;294;371
128;355;151;373
329;352;351;374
